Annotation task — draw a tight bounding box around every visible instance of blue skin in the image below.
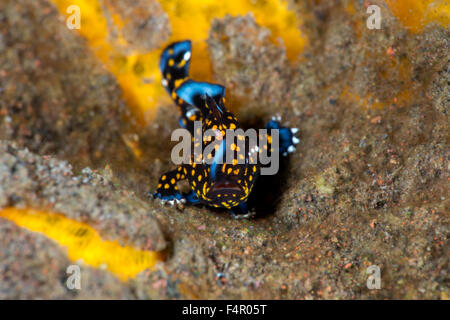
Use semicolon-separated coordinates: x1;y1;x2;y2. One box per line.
176;79;225;108
265;120;296;155
153;40;299;216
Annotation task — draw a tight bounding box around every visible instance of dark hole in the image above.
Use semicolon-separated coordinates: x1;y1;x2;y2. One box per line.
240;117;292;219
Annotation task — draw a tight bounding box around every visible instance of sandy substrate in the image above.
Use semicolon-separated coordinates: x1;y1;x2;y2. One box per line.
0;0;448;299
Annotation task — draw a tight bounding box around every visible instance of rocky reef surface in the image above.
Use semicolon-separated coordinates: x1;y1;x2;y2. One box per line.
0;0;448;299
